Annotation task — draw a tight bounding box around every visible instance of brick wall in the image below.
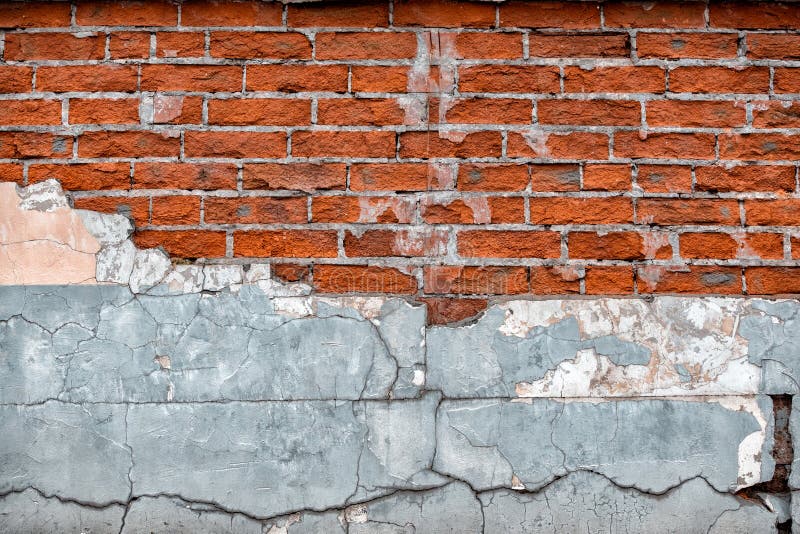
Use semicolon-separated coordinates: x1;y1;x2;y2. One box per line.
3;0;800;311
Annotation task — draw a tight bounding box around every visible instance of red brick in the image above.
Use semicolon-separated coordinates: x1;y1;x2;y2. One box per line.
350;163;435;192
563;66;665;93
458;230;561;258
0;132;72;159
775;69;800;94
0;2;71;28
0;66;32;93
394;0;496;28
0;100;61;126
204;197;308;224
419;297;488;325
316;32;417;60
292;131;395;158
5;32;104;60
351;66;416;93
710;3;800;30
288;3;389;27
637;164;692;193
247;65;349;92
638;266;742;294
141;65;241;91
79;131;180;158
507;131;609;160
37;65;138;92
458;164;529;192
437;98;531;124
135;162;237;190
184;132;286;158
646;100;745;128
110;32;150;58
614;132;716;160
0;164;23;185
746;267;800;295
424;265;528;294
529;33;629;57
680;232;784;260
313;196;416;223
569;232;645;260
422;196;524;224
584;265;634;294
753;101;800;128
400;131;503;159
747;34;800;60
459;65;560;93
500;1;600;29
455;32;523;59
315;265;418;294
669;67;770;93
69;98;139;125
151;196;201;225
530;197;633;224
530;265;583;294
134;230;227;258
720;133;800;162
696;165;795;193
317;98;406;126
73;196;149;226
636;199;740;225
156;32;205;57
234;230;338;258
530;164;581;192
29;163;130;191
150;95;203;124
76;1;178;26
181;0;282;26
344;229;449;257
210;31;311;59
746;200;800;226
244;163;346;191
272;264;311;284
604;1;706;28
583;164;631;191
208;99;310;126
538;99;640;126
637;32;738;59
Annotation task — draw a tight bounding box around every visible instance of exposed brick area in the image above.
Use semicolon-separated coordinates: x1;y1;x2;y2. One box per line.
3;0;800;296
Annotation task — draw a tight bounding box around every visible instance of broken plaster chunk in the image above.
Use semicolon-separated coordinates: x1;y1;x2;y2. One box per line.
153;264;204;294
96;240;136;284
202;264;243;292
129;248;171;293
16;179;69;212
243;262;271;283
76;209;133;246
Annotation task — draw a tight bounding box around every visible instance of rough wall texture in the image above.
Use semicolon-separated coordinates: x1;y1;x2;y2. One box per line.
3;0;800;532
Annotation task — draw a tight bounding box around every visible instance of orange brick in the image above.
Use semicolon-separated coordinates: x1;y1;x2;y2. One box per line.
207;98;310;126
637;199;740;225
458;164;529;191
292;131;395;158
538;99;640;126
459;65;560;93
500;1;600;29
0;2;71;28
638;266;742;294
37;65;138;92
234;230;338;258
424;265;528;294
569;232;644;260
135;162;237;190
669;67;770;93
584;265;634;294
244;163;346;191
77;1;178;26
272;264;311;284
69;98;139;125
680;232;784;260
0;132;72;159
181;0;282;26
210;31;311;59
746;267;800;295
0;100;61;126
646;100;746;128
288;3;389;27
530;265;582;294
637;32;738;59
315;265;418;294
753;101;800;128
583;164;630;191
419;297;488;325
604;1;706;28
313;196;416;223
530;197;633;224
150;95;203;124
317;98;406;126
4;32;105;60
350;163;435;191
720;133;800;161
438;98;531;124
775;69;800;94
710;3;800;29
507;131;609;159
73;196;149;226
184;131;286;158
529;33;630;57
563;66;665;93
79;131;180;158
109;32;150;58
0;66;32;92
151;196;201;225
614;132;716;160
156;32;204;57
530;164;581;192
696;165;795;193
351;66;416;93
746;200;800;226
393;0;495;28
29;163;130;191
204;197;308;224
458;230;561;258
422;196;524;224
247;65;349;92
400;131;503;159
637;164;692;193
455;32;523;59
316;32;417;59
0;164;23;185
344;229;449;257
134;230;227;258
141;65;242;91
747;34;800;60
